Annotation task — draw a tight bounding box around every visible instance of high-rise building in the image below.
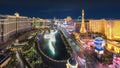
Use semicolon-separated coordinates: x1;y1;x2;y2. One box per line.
0;13;32;44
110;20;120;40
89;19;107;34
105;20;120;54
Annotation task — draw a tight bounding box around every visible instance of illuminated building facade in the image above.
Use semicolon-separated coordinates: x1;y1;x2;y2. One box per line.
75;10;120;40
76;19;120;40
105;20;120;54
89;19;107;34
0;13;32;44
106;40;120;54
32;18;51;29
88;19;120;40
88;19;120;54
75;10;120;54
110;20;120;40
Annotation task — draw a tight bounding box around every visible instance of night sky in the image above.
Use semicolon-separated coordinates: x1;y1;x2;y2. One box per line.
0;0;120;19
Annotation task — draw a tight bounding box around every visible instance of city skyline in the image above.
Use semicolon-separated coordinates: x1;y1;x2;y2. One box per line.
0;6;120;67
0;0;120;19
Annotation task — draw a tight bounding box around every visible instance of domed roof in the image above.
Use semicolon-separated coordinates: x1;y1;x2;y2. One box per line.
69;57;77;65
94;37;104;41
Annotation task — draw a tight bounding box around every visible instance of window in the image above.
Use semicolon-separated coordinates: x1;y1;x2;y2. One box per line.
1;21;4;42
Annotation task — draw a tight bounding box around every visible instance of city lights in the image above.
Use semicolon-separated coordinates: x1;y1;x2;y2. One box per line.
1;5;120;68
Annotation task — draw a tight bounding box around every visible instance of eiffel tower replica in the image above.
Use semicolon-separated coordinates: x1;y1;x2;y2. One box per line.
80;9;87;37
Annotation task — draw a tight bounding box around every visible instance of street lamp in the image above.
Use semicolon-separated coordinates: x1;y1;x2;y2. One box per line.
14;12;19;35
